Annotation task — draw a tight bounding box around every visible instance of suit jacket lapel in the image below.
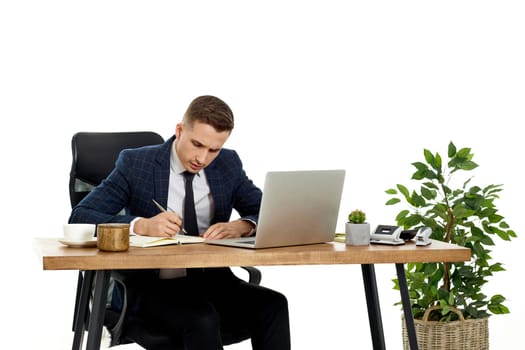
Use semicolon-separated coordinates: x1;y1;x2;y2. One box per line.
154;136;174;208
204;161;231;224
205;166;226;224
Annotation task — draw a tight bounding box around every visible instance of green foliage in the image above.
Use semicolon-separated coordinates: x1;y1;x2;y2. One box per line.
385;142;517;320
348;209;366;224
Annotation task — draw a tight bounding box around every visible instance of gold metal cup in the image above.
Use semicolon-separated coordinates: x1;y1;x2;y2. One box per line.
97;223;130;252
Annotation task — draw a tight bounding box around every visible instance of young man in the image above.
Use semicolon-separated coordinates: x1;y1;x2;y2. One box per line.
69;95;291;350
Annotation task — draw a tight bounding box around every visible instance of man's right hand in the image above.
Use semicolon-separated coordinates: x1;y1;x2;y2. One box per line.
134;212;184;237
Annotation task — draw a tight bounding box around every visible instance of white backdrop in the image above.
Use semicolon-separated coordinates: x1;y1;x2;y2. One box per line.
1;1;523;349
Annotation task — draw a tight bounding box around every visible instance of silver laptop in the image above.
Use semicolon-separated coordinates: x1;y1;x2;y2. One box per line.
206;169;345;249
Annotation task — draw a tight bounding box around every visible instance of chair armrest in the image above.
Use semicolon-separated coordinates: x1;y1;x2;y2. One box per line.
241;266;262;285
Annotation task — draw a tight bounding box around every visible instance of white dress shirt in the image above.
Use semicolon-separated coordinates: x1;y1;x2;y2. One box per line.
167;148;213;235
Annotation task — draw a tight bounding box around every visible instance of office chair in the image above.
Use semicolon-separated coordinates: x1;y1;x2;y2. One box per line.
69;131;262;349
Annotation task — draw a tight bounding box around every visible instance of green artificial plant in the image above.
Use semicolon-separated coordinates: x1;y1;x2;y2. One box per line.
385;141;517;321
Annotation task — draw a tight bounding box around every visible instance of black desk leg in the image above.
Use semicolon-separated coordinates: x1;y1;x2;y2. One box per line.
361;264;386;350
85;270;111;350
72;271;83;331
72;270;95;350
396;263;419;350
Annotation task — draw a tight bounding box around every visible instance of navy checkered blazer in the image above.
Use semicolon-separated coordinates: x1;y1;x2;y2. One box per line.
69;136;262;226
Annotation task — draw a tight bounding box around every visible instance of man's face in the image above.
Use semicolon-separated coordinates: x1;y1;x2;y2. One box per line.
174;120;230;173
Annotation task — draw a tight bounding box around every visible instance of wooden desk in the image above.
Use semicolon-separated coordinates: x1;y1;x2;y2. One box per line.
33;238;470;350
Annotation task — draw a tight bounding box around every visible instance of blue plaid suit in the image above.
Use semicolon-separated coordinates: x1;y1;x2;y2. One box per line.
69;135;262;226
68;136;290;349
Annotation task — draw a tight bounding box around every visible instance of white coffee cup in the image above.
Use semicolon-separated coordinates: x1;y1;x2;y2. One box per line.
63;223;96;242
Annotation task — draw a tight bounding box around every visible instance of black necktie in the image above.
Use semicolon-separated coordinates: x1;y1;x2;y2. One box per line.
183;171;199;235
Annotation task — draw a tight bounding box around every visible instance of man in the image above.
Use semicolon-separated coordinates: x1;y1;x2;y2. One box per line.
69;95;291;350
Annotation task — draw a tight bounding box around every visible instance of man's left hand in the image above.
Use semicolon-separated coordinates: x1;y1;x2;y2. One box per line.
202;220;255;240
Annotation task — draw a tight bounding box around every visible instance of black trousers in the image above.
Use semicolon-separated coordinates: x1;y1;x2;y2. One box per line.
136;268;291;350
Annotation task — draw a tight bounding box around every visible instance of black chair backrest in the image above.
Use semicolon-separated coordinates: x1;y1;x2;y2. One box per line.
69;131;164;208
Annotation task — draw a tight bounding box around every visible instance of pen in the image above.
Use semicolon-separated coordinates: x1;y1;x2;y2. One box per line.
151;199;188;235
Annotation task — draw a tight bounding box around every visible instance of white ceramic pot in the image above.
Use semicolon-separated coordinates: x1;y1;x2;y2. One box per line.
345;222;371;245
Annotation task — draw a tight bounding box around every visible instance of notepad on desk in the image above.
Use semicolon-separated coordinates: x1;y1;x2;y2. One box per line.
334;233;346;243
130;234;205;248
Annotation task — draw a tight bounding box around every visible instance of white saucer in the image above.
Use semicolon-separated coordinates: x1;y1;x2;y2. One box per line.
59;239;98;248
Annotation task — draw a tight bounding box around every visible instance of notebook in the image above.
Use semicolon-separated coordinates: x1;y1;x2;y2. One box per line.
206;169;346;249
130;234;204;248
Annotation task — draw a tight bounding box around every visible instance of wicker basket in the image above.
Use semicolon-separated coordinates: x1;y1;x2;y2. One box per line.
402;306;489;350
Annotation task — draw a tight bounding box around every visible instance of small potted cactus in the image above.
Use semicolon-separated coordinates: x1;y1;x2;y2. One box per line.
345;209;371;245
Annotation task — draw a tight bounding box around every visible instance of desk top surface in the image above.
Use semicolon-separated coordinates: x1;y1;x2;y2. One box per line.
33;238;470;271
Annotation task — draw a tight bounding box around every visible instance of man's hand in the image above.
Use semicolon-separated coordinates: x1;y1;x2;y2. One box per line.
134;212;184;237
202;220;255;240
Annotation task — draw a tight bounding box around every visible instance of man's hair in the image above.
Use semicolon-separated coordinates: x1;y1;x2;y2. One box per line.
183;95;234;132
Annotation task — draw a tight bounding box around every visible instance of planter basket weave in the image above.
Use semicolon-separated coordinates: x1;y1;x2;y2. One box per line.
402;306;489;350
